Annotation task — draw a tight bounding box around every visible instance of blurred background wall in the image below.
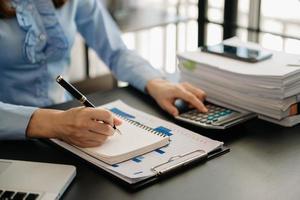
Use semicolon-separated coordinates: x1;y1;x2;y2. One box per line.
69;0;300;92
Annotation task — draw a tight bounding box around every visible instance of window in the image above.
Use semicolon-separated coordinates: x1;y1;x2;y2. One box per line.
260;0;300;53
120;0;199;74
198;0;300;54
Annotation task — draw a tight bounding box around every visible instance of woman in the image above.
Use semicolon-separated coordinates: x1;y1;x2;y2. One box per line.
0;0;207;147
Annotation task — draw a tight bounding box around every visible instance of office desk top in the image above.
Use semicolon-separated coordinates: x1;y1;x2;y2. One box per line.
1;87;300;200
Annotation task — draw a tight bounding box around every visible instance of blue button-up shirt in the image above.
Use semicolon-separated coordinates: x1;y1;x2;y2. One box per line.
0;0;164;140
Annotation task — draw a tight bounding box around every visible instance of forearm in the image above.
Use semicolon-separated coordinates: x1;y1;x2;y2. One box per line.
0;102;37;140
26;109;63;139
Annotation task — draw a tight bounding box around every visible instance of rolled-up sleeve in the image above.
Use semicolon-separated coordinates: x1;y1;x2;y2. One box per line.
0;102;37;140
75;0;165;92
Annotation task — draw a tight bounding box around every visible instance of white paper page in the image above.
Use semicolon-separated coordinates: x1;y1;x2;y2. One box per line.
101;100;223;180
83;118;166;158
179;38;300;77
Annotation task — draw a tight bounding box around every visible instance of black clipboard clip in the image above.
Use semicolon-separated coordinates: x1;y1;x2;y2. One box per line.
150;149;207;175
130;147;229;190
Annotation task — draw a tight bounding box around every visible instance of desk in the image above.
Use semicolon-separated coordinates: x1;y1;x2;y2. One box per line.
1;87;300;200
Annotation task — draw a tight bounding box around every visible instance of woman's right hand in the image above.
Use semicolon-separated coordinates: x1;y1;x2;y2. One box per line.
26;107;122;148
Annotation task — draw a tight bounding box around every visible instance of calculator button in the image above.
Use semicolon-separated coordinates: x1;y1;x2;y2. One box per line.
225;110;233;114
207;117;214;121
213;113;221;118
219;112;227;116
217;113;237;122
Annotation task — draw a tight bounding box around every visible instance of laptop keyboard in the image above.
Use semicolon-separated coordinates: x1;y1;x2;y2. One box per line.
0;190;40;200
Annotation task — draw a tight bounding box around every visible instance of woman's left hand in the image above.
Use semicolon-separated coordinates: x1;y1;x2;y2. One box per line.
146;79;208;116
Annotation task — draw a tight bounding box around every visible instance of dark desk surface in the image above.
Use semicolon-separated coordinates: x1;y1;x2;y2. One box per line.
2;87;300;200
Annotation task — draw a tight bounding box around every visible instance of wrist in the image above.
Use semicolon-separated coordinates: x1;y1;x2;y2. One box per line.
26;108;63;139
146;78;168;96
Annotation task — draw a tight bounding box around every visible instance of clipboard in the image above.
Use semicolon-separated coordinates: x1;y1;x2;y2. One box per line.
49;100;229;190
50;139;229;190
128;146;229;190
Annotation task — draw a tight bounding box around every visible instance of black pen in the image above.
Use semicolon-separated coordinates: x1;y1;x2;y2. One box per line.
56;75;121;134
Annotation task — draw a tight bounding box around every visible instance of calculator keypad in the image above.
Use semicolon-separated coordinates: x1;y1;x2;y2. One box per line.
178;103;240;127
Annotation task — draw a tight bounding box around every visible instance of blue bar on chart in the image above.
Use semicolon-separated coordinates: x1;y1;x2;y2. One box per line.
155;148;165;154
110;107;135;119
153;126;173;136
132;156;144;163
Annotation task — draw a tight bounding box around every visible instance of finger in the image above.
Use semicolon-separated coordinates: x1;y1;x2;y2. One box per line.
88;121;114;136
161;100;179;116
176;89;208;113
113;117;122;126
188;104;194;108
182;83;207;101
86;108;114;125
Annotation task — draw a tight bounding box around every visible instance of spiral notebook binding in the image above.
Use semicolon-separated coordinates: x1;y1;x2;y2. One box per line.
113;113;168;138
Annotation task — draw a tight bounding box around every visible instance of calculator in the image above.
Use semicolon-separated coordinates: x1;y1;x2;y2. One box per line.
175;101;256;129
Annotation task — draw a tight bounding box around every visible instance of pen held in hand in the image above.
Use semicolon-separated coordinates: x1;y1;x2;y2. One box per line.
56;75;122;135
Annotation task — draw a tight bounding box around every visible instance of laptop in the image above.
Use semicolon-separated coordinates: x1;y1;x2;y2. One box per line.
0;159;76;200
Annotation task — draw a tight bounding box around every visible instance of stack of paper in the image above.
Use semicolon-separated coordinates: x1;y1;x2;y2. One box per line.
178;38;300;126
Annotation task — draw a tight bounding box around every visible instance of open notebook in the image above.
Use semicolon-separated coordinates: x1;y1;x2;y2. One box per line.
77;114;170;165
